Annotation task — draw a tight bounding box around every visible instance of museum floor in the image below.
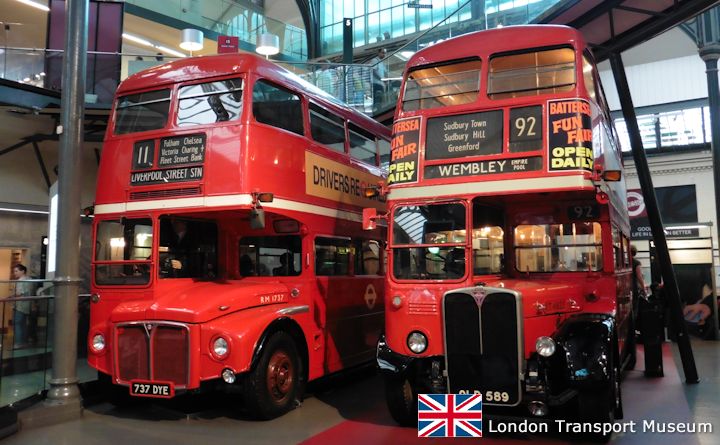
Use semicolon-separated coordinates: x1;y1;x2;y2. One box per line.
3;340;719;445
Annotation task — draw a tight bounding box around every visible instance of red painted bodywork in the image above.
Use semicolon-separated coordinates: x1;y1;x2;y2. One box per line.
385;25;632;361
89;54;390;392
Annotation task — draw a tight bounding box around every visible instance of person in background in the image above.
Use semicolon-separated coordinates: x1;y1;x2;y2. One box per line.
273;252;297;276
631;245;648;299
12;264;33;349
370;48;388;111
240;254;255;277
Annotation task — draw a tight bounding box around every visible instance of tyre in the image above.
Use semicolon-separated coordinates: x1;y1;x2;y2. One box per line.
243;331;302;420
577;338;622;443
385;375;418;427
624;313;637;372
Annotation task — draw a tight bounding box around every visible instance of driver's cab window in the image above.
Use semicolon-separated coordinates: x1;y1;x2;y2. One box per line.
158;217;218;279
472;201;505;274
239;236;301;277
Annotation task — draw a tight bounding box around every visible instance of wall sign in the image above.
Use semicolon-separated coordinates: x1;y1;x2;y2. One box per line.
388;117;420;185
217;35;239;54
627;186;698;240
425;110;502;160
548;99;593;172
424;156;542;179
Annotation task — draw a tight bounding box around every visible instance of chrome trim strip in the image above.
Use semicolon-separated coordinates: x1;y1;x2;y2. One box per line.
277;305;310;316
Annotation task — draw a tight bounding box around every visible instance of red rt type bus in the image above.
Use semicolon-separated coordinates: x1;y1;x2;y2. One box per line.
370;25;633;440
89;53;391;419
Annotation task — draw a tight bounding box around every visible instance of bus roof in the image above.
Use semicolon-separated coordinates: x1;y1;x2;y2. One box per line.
117;53;387;135
406;25;586;71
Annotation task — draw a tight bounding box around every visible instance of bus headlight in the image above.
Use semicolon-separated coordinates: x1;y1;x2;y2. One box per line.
212;337;229;359
91;334;105;352
536;336;556;357
407;331;427;354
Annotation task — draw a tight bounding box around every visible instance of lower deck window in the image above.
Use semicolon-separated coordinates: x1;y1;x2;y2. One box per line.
514;222;602;272
158;217;218;279
239;236;301;277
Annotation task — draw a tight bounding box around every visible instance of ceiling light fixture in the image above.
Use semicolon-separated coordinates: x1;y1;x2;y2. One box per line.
256;32;280;57
180;28;204;52
15;0;50;12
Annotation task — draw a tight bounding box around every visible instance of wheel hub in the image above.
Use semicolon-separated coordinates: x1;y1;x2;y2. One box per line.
267;351;294;403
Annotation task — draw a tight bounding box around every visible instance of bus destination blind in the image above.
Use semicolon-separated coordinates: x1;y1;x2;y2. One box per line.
424;156;542;179
425;110;503;160
130;133;206;186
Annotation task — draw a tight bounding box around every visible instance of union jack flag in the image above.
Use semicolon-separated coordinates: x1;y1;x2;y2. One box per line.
418;393;483;438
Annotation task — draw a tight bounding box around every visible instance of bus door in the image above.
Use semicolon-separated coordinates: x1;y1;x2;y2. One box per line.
314;236;384;373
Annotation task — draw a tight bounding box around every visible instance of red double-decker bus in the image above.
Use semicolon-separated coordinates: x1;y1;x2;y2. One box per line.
371;25;633;440
88;53;391;419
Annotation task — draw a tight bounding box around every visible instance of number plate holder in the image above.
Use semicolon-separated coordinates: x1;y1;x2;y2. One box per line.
129;380;175;399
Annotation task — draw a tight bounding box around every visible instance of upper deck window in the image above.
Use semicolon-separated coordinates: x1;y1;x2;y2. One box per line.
114;89;171;134
402;58;482;112
252;80;304;136
310;102;345;153
349;123;377;165
177;78;243;127
488;47;575;100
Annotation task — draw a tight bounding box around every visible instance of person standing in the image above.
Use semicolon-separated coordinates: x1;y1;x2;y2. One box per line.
630;245;647;300
370;48;388;111
12;264;33;349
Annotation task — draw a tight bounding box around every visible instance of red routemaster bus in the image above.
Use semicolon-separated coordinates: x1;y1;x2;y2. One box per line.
370;25;633;439
89;53;391;419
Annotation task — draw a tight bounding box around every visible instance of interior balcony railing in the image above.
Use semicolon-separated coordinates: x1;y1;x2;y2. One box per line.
0;279;94;409
280;0;566;117
1;0;566;113
123;0;307;59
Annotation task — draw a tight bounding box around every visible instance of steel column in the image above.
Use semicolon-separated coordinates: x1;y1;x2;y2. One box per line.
47;0;89;403
609;52;699;384
701;47;720;262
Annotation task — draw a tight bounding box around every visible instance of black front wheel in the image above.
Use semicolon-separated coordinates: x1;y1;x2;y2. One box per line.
385;375;418;427
243;332;302;419
577;339;623;443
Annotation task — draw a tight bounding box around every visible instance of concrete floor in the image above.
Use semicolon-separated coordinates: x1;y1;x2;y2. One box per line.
3;340;719;445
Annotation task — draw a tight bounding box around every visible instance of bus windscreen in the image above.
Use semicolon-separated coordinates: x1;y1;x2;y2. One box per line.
402;59;482;112
488;47;575;99
114;89;171;135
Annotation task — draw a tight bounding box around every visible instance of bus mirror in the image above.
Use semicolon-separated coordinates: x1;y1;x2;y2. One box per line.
602;170;621;182
257;192;274;203
250;208;266;229
362;208;386;230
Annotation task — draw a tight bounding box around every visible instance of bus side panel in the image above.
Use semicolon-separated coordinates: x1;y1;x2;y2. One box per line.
203;125;244;195
244;123;308;203
199;305;320;383
319;276;385;373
